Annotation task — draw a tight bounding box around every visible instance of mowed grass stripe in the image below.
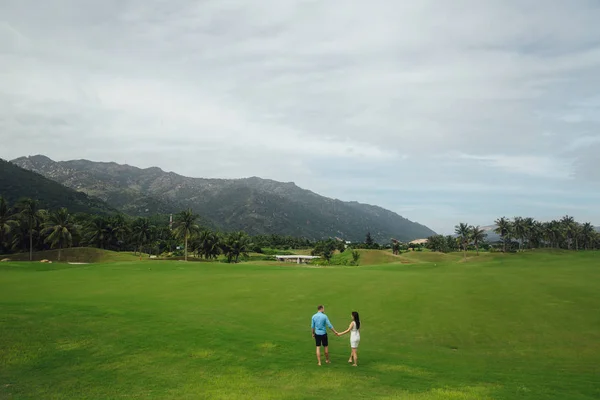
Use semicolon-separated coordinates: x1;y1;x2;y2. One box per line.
1;252;599;399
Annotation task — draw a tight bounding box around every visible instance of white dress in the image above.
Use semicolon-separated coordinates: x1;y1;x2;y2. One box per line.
350;321;360;348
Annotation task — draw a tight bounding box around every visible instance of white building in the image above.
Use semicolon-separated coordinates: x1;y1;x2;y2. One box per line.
275;255;320;264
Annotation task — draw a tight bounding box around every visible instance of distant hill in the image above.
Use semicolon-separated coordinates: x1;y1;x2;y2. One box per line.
0;158;116;214
449;225;501;242
480;225;502;243
11;155;436;242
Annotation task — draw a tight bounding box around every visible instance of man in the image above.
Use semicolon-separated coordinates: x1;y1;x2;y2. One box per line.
311;305;338;366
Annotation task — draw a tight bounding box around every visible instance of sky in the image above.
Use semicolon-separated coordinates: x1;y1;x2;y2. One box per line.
1;0;600;234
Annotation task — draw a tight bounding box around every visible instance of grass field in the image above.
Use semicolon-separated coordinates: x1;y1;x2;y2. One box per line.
1;251;599;399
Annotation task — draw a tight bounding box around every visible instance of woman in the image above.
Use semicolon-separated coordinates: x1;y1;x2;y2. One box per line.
337;311;360;366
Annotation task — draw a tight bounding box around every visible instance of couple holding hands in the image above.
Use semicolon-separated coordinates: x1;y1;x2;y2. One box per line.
311;305;361;366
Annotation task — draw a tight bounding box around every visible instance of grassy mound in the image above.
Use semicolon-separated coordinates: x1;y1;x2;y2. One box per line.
400;250;505;264
325;249;410;266
356;249;412;265
4;247;141;263
401;250;463;263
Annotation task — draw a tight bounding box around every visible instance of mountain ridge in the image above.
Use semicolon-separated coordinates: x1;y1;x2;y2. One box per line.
11;155;436;242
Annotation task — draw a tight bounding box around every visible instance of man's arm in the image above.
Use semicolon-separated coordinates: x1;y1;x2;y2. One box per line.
326;316;338;335
311;317;316;337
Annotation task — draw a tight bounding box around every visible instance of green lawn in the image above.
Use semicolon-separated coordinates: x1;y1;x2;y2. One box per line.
1;251;599;399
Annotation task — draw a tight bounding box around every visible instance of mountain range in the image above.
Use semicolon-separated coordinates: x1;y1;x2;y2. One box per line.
9;155;436;242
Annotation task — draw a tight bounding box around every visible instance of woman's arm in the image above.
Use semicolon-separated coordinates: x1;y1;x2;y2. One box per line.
337;321;354;336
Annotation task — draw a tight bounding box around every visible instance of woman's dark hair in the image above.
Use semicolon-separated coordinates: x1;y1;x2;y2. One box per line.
352;311;360;330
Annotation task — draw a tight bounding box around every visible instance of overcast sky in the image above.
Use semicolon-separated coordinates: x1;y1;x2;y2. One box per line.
1;0;600;233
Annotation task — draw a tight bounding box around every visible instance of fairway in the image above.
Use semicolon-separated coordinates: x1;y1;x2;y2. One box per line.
1;252;599;399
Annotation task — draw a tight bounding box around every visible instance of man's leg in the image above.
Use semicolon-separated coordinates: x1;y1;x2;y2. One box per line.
316;346;321;366
323;334;330;363
315;335;322;366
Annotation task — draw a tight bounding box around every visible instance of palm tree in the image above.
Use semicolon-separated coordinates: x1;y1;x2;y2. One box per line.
221;231;251;263
572;222;582;251
540;222;551;248
160;226;177;254
196;230;221;260
581;222;595;250
494;217;512;253
109;214;130;251
153;226;175;255
172;209;199;261
548;220;562;249
17;199;45;261
523;217;536;249
131;217;155;256
593;231;600;250
454;222;470;259
0;197;15;254
470;225;487;256
10;220;30;253
85;216;111;249
530;220;543;249
512;217;527;252
43;208;75;261
550;221;560;248
560;215;575;250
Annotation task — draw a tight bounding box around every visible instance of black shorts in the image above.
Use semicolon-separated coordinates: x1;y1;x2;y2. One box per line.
315;334;328;347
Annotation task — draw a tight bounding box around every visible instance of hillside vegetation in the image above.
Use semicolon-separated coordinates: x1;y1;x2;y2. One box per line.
0;159;116;215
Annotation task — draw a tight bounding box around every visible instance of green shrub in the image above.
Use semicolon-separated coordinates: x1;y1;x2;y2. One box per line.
260;248;294;256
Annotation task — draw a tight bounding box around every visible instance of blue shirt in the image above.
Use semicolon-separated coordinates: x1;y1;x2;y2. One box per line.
311;312;333;335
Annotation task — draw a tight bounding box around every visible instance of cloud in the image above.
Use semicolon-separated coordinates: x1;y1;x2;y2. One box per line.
566;135;600;151
1;0;600;231
456;153;573;179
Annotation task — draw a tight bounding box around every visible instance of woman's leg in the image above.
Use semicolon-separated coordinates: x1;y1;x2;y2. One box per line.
351;348;358;366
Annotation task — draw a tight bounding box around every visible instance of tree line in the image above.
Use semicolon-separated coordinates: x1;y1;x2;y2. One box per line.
0;197;314;262
426;216;599;255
